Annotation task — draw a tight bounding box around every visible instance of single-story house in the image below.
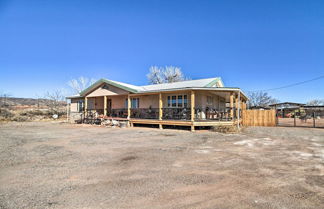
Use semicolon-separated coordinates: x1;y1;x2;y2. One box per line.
66;77;248;131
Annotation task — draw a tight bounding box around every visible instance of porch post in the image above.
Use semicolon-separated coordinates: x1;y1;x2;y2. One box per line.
191;90;195;132
84;97;88;116
159;93;163;129
104;96;107;116
235;94;239;120
230;93;234;118
127;94;131;120
237;91;241;129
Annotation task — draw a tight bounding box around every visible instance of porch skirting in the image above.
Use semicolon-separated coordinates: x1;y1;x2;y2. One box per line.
129;118;234;127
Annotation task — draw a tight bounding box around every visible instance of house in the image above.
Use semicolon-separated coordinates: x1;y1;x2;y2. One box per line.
66;77;248;131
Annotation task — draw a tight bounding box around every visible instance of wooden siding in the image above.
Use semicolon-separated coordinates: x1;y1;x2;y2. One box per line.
87;84;129;97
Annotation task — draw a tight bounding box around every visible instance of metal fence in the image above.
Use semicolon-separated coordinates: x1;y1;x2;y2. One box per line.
276;106;324;128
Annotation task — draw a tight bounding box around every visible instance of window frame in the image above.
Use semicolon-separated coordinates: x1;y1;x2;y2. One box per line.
167;94;188;108
77;100;84;112
207;96;213;106
125;98;140;109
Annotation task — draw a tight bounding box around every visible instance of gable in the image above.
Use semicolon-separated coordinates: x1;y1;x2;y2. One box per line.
86;83;129;97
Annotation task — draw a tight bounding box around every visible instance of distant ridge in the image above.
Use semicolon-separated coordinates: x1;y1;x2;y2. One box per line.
0;97;66;107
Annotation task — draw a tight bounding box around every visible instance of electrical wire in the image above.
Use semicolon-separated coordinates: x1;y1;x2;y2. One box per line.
248;74;324;92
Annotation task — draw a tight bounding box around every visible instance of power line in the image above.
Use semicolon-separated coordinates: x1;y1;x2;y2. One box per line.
248;74;324;92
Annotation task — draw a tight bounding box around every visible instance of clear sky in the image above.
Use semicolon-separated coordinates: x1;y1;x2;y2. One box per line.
0;0;323;102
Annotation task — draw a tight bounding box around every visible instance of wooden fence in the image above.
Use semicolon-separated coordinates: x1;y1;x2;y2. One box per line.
242;110;276;127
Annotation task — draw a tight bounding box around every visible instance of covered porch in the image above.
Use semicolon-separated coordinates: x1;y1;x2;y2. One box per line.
83;89;247;130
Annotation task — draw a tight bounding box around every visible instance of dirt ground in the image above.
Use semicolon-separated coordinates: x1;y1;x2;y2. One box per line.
0;122;324;209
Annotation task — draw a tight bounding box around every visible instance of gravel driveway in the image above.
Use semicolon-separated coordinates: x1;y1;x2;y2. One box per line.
0;122;323;209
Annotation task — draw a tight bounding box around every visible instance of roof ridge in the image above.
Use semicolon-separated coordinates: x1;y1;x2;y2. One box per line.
140;77;220;87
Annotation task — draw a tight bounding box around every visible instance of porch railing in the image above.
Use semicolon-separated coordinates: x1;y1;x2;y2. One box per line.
130;108;159;119
86;109;104;116
85;107;238;121
109;108;128;118
162;108;191;120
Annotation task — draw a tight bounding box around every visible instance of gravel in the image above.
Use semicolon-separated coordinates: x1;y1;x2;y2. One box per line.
0;121;324;209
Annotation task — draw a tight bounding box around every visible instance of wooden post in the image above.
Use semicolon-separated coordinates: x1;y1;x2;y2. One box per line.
230;93;234;119
104;96;107;116
235;94;239;123
237;92;240;129
191;90;195;132
66;101;70;123
84;97;88;116
313;112;316;128
127;95;131;120
159;93;163;129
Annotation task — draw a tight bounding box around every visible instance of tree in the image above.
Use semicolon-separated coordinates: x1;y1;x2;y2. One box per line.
147;66;187;84
44;90;65;114
0;91;12;107
307;99;324;106
247;91;279;107
68;76;96;94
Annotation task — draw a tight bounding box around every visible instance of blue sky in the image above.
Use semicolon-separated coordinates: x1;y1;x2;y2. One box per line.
0;0;323;102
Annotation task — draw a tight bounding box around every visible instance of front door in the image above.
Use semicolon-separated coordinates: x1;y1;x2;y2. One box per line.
107;99;112;116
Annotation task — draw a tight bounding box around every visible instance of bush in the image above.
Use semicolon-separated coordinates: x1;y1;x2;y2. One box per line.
19;109;46;117
0;108;15;118
211;125;241;133
12;115;29;122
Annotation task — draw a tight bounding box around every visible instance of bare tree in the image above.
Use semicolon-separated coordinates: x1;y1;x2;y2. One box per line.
307;99;324;106
68;76;96;94
0;91;12;107
147;66;187;84
44;90;65;114
247;91;279;107
147;66;164;84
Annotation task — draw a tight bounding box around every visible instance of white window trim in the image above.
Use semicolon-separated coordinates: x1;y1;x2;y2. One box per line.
167;94;188;108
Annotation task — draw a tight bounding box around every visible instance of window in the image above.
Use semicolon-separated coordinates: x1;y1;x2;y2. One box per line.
131;98;139;108
77;101;84;112
168;96;171;107
207;96;213;106
172;96;177;107
177;95;183;107
167;94;188;108
183;95;188;107
125;98;140;108
102;84;110;90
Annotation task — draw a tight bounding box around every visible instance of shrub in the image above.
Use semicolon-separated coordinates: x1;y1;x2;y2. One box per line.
211;125;241;133
0;108;15;118
12;115;29;122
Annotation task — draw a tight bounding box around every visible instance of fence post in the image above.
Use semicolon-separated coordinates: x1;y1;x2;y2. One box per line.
313;112;316;128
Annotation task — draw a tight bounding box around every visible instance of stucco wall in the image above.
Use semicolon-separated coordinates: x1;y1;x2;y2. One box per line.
111;96;127;109
137;95;159;108
70;98;84;112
